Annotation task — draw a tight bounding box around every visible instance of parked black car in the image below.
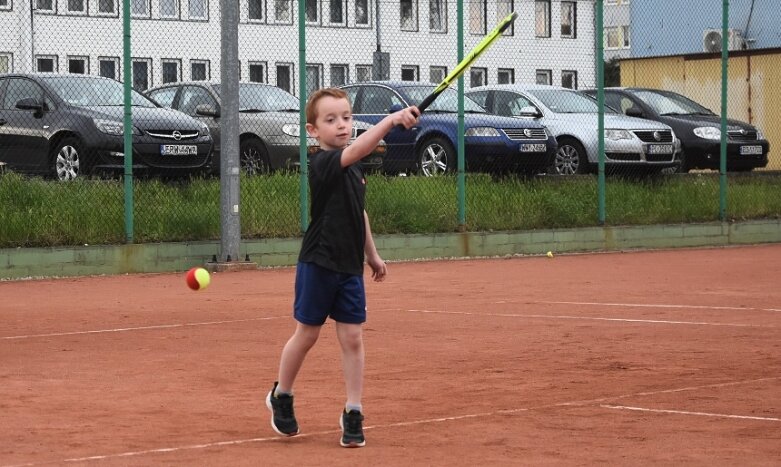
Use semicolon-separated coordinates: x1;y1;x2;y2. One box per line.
584;87;769;172
0;73;212;181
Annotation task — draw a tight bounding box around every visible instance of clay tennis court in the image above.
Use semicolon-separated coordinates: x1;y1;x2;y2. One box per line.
2;244;780;466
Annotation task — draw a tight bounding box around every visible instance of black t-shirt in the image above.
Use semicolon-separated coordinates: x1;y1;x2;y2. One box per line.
298;149;367;275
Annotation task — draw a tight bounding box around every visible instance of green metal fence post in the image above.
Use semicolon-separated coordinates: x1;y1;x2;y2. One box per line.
719;0;730;220
457;0;465;229
122;0;133;243
596;0;605;225
299;0;309;233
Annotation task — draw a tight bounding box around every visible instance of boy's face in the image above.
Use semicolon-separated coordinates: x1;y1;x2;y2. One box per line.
306;96;353;151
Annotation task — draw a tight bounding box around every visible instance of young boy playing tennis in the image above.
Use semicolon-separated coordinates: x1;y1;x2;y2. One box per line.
266;88;419;447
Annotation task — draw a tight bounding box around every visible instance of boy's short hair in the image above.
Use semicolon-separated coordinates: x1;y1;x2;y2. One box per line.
306;88;350;125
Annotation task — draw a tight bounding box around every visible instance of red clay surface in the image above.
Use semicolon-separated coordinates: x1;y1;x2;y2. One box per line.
2;245;780;466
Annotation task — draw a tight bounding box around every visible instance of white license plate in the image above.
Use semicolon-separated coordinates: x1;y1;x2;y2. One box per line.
647;144;673;154
740;145;763;155
160;144;198;155
520;143;547;153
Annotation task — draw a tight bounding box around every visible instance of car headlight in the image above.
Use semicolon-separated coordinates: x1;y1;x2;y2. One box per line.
605;129;632;141
465;127;500;137
693;127;721;140
756;127;765;140
94;119;141;136
282;123;302;137
200;123;210;137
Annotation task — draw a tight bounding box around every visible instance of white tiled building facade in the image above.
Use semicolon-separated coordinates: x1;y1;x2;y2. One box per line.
0;0;596;93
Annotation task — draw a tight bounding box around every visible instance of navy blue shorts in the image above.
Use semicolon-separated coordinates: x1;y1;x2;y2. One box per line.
294;262;366;325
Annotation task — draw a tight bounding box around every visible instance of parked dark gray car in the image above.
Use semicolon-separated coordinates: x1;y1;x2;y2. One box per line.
146;81;384;174
0;73;213;180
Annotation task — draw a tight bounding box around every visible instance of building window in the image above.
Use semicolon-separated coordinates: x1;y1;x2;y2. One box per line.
274;0;292;23
561;70;577;89
622;25;631;48
355;0;369;26
535;69;551;85
498;0;513;36
469;0;486;35
0;54;12;73
306;64;322;95
305;0;318;23
36;0;54;12
68;56;88;74
535;0;550;38
132;59;152;91
561;1;576;38
276;63;292;93
248;0;264;20
401;65;419;81
400;0;418;31
605;26;621;49
469;67;486;87
160;0;178;18
330;64;348;87
189;0;207;19
430;66;447;84
429;0;446;33
498;68;514;84
249;62;266;82
132;0;149;16
162;59;181;84
67;0;86;13
356;65;372;82
191;60;209;81
329;0;344;25
98;0;115;13
36;56;57;72
98;57;119;79
0;0;10;10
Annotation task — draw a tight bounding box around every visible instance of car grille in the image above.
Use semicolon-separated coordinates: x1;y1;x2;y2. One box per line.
501;128;547;140
633;130;673;143
728;130;758;141
146;130;200;140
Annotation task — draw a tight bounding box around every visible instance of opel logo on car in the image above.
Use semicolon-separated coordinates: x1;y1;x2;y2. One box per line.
524;128;533;138
653;131;662;142
173;130;182;141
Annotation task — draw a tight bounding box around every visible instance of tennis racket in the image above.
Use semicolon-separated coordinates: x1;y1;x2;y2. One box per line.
414;11;519;115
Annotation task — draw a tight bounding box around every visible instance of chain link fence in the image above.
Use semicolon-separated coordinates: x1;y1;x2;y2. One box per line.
1;0;779;249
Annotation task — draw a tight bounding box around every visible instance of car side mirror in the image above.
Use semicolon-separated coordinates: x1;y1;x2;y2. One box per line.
16;97;44;111
196;104;220;117
625;106;643;118
518;106;541;118
388;103;403;113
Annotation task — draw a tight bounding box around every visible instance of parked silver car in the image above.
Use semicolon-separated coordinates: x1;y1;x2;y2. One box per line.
146;82;384;174
466;84;681;175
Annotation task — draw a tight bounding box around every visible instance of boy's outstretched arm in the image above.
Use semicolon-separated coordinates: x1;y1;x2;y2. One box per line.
363;210;386;282
341;106;419;168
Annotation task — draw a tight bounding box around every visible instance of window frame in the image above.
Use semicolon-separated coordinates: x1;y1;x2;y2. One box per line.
329;64;349;87
622;25;631;48
305;63;323;95
560;1;576;39
561;70;578;89
400;0;418;32
354;0;370;27
605;26;621;49
246;0;265;22
191;59;210;81
534;0;551;38
96;0;118;16
272;0;292;24
355;64;372;83
327;0;346;27
0;0;11;11
161;58;182;84
248;61;267;83
35;55;58;73
429;65;447;84
67;55;89;74
132;58;153;91
159;0;179;19
498;0;514;36
469;0;486;36
131;0;150;17
429;0;447;33
0;53;13;74
469;67;487;88
276;62;293;94
535;69;552;86
35;0;55;14
497;68;514;85
304;0;319;24
66;0;88;15
187;0;208;20
98;56;120;79
401;65;419;82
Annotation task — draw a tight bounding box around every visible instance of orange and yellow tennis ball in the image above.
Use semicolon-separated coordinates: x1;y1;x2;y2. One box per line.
186;267;211;291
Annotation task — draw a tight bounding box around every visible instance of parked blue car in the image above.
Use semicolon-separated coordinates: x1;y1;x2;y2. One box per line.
340;81;556;176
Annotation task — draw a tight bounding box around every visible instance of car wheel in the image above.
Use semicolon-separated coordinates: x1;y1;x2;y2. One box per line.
418;137;454;176
551;138;590;175
51;137;84;181
240;138;270;175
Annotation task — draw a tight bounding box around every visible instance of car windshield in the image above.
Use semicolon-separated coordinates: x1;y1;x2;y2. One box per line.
630;90;715;116
528;89;616;114
41;76;156;107
213;83;300;112
399;86;485;113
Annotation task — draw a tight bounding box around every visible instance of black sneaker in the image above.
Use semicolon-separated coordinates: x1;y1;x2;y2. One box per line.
340;409;366;448
265;381;299;436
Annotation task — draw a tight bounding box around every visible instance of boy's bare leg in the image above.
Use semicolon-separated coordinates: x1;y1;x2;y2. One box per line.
277;322;322;393
335;322;364;407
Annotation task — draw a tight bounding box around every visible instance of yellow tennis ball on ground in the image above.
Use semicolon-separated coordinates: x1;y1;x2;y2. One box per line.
546;251;554;258
186;267;211;291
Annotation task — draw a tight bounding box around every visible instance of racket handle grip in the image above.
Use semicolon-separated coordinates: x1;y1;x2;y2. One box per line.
416;92;439;114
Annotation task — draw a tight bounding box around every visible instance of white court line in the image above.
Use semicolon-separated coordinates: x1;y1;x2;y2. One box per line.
601;405;781;422
407;309;770;328
538;301;781;313
3;376;776;467
1;316;287;341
